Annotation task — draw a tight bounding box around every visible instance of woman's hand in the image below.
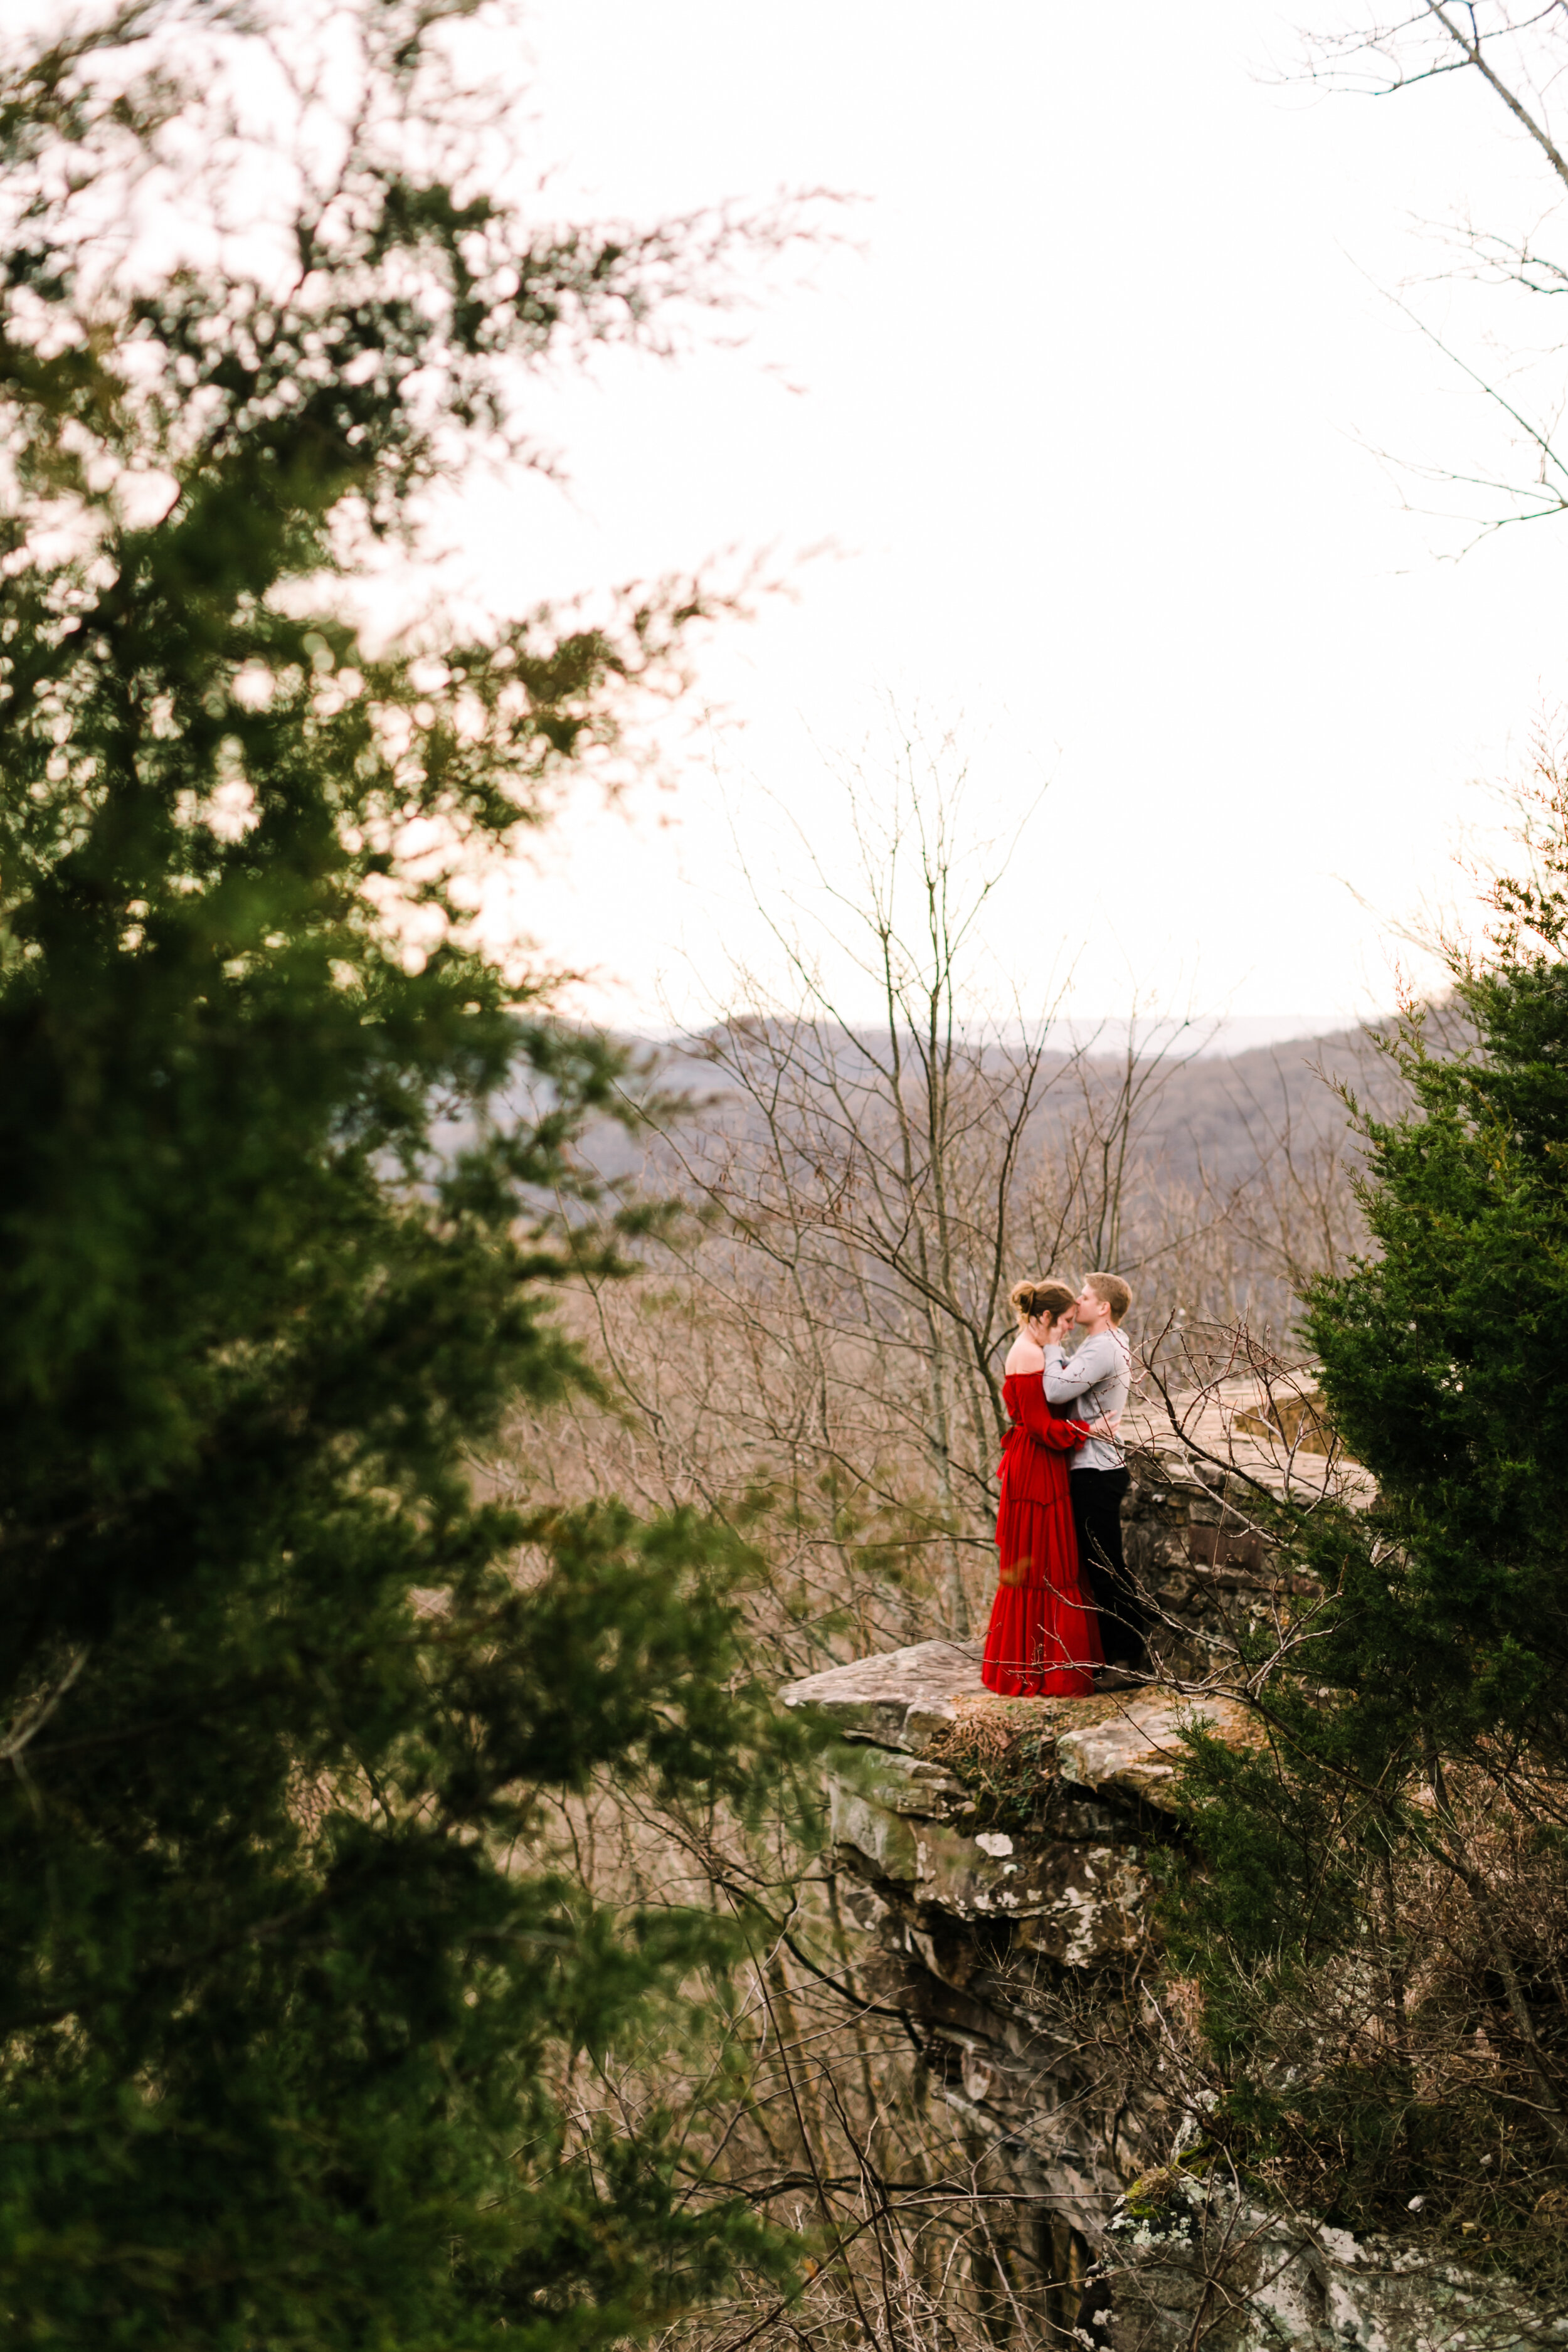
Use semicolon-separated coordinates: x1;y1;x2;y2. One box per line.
1087;1412;1122;1442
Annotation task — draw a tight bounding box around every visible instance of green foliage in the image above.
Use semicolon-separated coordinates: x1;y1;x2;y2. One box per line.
1304;987;1568;1745
1160;773;1568;2238
0;6;812;2343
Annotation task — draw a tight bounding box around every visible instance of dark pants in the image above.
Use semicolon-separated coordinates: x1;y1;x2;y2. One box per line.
1070;1466;1142;1666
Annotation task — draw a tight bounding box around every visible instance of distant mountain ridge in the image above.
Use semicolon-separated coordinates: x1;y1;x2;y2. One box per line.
628;1020;1399;1190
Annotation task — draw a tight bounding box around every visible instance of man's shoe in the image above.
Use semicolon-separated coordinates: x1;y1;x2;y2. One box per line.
1094;1666;1144;1693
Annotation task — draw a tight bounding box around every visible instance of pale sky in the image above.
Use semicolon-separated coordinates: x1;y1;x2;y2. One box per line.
67;1;1568;1041
430;0;1568;1042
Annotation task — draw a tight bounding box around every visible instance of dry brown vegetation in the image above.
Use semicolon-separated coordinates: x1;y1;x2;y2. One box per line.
466;755;1430;2352
485;1025;1568;2350
532;739;1396;1658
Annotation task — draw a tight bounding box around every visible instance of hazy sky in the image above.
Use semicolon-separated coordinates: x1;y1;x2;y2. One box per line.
432;4;1568;1039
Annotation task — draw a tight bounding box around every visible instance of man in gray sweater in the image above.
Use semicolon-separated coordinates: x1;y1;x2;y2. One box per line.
1044;1273;1140;1673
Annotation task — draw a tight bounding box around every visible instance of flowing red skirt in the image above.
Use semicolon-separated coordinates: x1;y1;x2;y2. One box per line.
980;1486;1101;1697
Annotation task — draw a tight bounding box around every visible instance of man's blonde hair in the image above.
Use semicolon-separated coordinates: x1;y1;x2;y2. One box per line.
1086;1271;1131;1324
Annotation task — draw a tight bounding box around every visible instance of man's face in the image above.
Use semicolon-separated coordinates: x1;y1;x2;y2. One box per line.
1074;1281;1111;1333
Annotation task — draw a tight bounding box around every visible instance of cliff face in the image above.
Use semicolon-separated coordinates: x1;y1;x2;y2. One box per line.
781;1640;1237;2278
783;1542;1564;2352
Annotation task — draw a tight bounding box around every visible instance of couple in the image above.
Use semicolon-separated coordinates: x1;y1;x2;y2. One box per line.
980;1271;1139;1700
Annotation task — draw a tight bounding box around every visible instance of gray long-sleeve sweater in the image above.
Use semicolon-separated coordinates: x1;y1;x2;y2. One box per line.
1044;1328;1131;1472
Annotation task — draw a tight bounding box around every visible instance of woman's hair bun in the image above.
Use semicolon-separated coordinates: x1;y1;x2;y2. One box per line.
1009;1278;1075;1328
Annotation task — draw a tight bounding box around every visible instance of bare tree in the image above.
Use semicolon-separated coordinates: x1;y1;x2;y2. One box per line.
656;721;1199;1638
501;729;1377;1663
1301;4;1568;539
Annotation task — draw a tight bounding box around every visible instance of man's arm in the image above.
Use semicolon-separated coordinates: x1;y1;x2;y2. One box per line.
1044;1332;1116;1404
1010;1374;1089;1452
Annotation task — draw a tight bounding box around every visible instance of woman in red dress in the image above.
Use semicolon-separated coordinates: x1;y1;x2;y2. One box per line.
981;1280;1104;1697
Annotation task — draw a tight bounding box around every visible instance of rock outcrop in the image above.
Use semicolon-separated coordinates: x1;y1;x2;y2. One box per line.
783;1636;1562;2352
1099;2178;1567;2352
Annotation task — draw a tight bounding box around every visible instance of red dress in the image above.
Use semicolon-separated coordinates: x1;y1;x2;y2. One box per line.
980;1370;1102;1697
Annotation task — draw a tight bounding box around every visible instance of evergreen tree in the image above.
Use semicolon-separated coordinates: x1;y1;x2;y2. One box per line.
1305;940;1568;1754
0;6;803;2341
1167;776;1568;2225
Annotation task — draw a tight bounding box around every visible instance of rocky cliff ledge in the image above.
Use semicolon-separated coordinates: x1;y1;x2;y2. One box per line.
782;1641;1564;2352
